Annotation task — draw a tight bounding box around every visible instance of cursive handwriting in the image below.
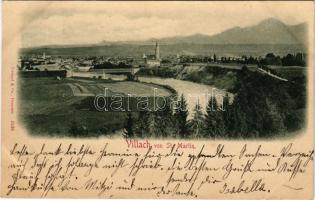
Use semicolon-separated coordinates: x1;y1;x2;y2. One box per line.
4;142;313;198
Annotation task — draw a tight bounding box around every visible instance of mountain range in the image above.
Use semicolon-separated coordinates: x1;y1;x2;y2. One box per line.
100;18;307;46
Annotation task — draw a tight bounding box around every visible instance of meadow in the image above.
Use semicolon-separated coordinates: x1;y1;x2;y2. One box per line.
18;77;173;137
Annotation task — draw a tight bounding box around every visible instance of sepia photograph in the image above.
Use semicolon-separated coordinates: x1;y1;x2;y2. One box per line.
17;2;308;139
1;1;314;199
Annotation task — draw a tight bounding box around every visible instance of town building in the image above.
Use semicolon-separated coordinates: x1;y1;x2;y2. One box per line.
143;42;161;67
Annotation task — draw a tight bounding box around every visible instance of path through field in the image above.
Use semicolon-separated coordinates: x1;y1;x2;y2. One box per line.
67;81;172;97
67;83;94;96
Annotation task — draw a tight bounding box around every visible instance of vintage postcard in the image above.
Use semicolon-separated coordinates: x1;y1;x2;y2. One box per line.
1;1;314;198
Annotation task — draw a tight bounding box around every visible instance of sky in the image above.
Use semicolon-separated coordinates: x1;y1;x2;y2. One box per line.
19;1;312;48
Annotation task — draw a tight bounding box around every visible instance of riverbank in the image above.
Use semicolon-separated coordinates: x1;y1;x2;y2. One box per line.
138;76;233;119
137;65;239;92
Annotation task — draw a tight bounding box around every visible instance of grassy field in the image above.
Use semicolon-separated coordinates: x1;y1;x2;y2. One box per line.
269;66;306;80
18;77;172;137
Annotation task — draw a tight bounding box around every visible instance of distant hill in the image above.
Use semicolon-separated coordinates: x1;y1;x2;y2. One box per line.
20;44;306;58
20;18;307;57
100;18;307;46
204;18;307;45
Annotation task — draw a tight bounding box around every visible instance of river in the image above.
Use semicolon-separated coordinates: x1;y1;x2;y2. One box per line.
138;76;233;118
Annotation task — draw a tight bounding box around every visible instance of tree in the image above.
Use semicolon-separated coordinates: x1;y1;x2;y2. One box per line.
229;99;248;137
222;93;233;136
68;119;88;137
152;110;164;138
160;103;176;137
204;96;225;138
143;99;176;138
123;112;134;138
281;54;295;66
213;54;217;62
295;53;306;66
135;110;151;138
153;106;174;138
257;98;286;137
69;120;79;137
189;101;205;138
174;94;189;138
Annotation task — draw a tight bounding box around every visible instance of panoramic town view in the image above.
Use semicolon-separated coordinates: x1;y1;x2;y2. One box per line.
18;4;308;139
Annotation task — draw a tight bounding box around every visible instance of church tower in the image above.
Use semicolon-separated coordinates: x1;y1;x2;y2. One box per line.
155;41;160;60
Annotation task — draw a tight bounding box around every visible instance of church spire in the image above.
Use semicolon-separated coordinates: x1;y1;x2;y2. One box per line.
155;41;160;60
